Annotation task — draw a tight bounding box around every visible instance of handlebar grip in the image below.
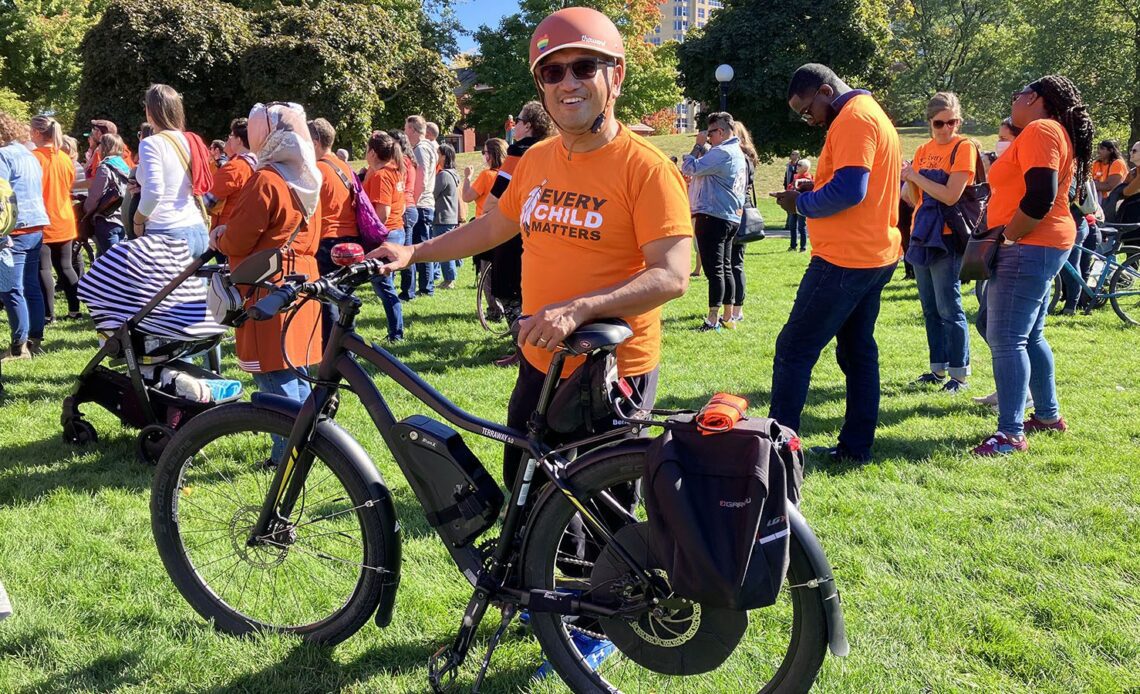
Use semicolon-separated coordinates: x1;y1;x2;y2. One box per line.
249;286;296;321
509;315;531;341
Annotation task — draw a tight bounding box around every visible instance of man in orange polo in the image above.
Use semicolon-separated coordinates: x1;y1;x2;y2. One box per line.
771;63;902;463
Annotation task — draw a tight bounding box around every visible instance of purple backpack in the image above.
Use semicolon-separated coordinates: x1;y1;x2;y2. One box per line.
323;157;388;250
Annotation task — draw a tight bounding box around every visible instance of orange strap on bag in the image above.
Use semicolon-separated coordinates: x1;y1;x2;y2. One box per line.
695;393;748;435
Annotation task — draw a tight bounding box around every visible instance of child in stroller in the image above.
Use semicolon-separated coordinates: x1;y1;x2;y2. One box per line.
65;235;241;464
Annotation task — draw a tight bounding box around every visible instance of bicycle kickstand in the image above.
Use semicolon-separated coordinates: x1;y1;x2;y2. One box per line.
471;604;517;693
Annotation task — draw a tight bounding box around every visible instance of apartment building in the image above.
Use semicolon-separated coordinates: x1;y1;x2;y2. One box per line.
647;0;724;131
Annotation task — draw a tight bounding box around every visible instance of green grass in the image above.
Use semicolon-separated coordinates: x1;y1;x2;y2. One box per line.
3;242;1140;692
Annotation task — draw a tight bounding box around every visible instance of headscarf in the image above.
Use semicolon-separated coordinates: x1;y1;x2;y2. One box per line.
247;102;321;219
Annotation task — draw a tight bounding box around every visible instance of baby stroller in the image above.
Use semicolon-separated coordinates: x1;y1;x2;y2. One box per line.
64;236;242;464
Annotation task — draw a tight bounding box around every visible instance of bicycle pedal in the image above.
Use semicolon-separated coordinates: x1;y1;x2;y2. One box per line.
428;645;461;693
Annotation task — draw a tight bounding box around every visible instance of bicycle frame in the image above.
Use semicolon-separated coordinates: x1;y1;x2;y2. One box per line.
1060;242;1140;301
246;288;664;619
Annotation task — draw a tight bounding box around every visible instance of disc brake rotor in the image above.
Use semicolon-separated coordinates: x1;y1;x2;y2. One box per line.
589;522;747;676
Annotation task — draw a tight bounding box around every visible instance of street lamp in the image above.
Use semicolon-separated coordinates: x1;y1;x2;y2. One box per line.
715;64;734;112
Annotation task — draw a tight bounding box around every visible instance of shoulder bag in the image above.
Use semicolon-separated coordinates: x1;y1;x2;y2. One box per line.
323;156;388;250
736;161;766;244
158;132;210;227
940;139;990;254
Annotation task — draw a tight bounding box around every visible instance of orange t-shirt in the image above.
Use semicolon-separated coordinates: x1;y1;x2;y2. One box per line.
401;156;416;209
472;168;497;217
498;126;692;377
208;155;255;228
316;155;358;239
33;146;77;243
364;163;406;231
987;119;1075;250
911;136;978;234
1091;158;1128;199
809;93;902;268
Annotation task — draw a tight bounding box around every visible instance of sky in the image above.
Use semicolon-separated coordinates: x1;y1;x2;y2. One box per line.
451;0;517;55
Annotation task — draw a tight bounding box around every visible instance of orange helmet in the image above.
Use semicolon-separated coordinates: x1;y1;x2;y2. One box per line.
528;7;625;73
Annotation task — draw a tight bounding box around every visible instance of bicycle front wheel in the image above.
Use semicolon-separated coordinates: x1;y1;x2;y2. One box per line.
523;452;829;693
151;403;390;646
1109;252;1140;326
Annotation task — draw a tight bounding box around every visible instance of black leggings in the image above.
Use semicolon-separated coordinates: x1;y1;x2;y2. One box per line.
694;214;738;308
40;240;81;318
729;241;746;306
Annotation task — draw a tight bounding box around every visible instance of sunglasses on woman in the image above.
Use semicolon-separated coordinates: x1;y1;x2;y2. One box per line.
931;118;960;129
537;57;616;85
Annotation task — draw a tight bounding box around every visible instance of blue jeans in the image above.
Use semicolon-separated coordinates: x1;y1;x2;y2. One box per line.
913;250;970;379
769;256;897;459
148;222;208;258
1060;215;1089;310
0;232;46;344
371;229;405;339
790;215;808;249
93;218;124;257
412;206;435;295
253;367;312;463
399;207;417;298
432;224;458;282
981;242;1069;437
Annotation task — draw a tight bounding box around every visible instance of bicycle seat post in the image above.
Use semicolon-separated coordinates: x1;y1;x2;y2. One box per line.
528;351;566;440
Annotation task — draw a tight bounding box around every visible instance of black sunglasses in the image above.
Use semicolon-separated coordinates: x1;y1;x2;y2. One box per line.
1011;84;1041;104
537;57;616;85
931;118;961;129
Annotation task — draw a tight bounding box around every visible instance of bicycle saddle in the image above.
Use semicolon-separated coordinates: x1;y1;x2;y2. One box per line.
562;319;633;356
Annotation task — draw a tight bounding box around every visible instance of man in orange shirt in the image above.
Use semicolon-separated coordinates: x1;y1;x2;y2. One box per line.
206;118;256;233
771;63;902;463
371;8;691;486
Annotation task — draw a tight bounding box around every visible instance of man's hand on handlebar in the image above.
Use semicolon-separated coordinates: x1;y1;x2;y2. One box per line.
516;299;589;353
364;240;413;275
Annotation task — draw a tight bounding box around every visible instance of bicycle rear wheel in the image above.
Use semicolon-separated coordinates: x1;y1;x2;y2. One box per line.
1109;253;1140;326
477;262;511;337
523;452;828;693
151;404;390;646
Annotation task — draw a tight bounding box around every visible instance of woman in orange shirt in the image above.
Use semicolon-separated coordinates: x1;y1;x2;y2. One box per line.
29;116;81;322
972;75;1093;456
901;92;977;392
211;103;322;460
360;131;406;342
1091;140;1128;200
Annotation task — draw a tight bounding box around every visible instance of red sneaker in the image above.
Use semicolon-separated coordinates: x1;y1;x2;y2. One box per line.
1022;414;1068;433
972;431;1028;456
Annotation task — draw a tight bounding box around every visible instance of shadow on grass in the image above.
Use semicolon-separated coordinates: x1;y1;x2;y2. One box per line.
0;433;149;504
15;648;144;694
200;634;539;693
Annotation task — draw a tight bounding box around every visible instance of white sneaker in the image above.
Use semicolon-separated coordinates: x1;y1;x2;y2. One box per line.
972;390;1033;411
0;579;11;621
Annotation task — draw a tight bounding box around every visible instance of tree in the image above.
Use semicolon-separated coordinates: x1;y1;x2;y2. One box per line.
378;46;461;136
0;0;103;126
676;0;894;159
642;107;676;135
885;0;1031;125
75;0;253;145
467;0;681;135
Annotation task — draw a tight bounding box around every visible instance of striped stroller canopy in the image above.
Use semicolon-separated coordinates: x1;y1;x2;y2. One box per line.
78;236;227;341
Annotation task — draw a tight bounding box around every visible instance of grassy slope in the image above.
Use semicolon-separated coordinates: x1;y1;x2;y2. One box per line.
2;128;1139;693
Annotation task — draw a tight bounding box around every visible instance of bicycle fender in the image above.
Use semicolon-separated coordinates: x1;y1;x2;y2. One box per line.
251;392;403;628
788;505;849;657
518;436;850;657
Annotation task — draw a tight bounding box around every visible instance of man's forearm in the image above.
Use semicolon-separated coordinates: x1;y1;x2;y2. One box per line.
564;264;688;324
410;210;515;263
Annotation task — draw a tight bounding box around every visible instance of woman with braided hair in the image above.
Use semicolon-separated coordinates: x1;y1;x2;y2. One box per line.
973;75;1092;455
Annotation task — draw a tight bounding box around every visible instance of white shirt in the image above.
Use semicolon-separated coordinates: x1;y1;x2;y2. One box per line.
412;139;438;209
136;131;203;229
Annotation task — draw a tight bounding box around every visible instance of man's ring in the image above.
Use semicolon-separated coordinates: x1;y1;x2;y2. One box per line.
537;337;548;344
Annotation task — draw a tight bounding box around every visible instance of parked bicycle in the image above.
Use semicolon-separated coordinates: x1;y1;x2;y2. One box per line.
1048;225;1140;324
151;247;849;693
475;260;511;337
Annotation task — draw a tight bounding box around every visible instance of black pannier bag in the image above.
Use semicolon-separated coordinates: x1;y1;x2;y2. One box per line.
644;413;804;610
546;350;620;434
390;415;504;548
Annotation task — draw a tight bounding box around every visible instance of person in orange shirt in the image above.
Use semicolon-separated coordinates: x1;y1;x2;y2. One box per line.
29;116;82;322
210;103;322;462
371;8;692;505
386;129;419;301
362;131;407;341
901;92;978;393
1091;139;1128;200
206;118;256;232
85;120;135;182
771;63;902;463
971;76;1093;456
310;119;403;343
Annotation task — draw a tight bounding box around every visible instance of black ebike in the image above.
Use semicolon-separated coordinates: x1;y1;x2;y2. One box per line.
150;255;849;693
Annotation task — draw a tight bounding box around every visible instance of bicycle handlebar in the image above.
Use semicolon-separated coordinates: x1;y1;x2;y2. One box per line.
247;258;387;321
